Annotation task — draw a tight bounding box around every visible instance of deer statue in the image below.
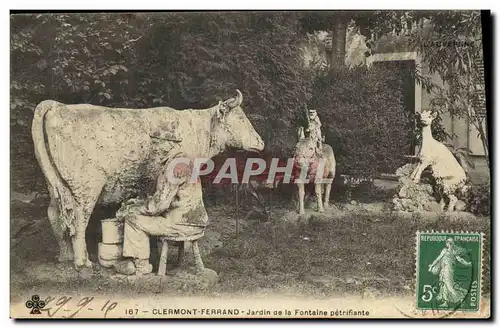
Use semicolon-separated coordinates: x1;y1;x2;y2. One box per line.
294;126;336;215
410;110;467;212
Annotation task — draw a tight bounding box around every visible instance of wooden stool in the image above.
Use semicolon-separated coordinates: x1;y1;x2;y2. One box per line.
157;234;204;276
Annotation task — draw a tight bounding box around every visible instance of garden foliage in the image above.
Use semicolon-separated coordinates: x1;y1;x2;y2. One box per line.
310;63;415;178
11;13;312;192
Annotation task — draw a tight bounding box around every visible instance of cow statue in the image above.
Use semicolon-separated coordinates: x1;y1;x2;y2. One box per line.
294;127;336;215
32;90;264;270
410;110;467;212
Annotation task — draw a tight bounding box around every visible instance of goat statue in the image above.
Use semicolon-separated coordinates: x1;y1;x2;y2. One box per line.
410;110;467;212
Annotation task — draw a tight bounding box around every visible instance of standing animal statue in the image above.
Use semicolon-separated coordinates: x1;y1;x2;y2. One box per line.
32;90;264;270
410;110;467;212
294;127;336;215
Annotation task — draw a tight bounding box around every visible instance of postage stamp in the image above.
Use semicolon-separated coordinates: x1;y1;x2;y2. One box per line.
415;231;484;312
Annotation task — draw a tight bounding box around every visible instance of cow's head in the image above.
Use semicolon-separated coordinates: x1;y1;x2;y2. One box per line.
211;90;265;153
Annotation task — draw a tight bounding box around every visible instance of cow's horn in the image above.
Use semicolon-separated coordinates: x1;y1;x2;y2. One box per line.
227;89;243;108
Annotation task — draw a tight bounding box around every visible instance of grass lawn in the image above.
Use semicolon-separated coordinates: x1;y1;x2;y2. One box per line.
205;203;491;298
10;198;491;302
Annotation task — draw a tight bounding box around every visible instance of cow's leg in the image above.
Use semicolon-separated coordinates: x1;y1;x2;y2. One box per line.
47;196;73;262
315;183;324;212
297;183;305;215
71;185;103;270
324;182;332;209
71;205;93;269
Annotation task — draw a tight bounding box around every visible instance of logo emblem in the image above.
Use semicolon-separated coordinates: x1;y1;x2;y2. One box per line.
25;295;45;314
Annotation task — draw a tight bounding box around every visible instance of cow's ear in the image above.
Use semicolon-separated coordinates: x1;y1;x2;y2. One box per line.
216;101;231;121
217;89;243;120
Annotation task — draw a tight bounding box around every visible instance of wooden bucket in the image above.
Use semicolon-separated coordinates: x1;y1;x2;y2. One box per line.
98;243;123;268
101;218;123;244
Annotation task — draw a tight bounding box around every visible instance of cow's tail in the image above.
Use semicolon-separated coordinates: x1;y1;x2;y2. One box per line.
32;100;77;236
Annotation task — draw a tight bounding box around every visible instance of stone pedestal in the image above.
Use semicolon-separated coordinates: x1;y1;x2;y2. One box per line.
392;164;440;212
392;163;466;213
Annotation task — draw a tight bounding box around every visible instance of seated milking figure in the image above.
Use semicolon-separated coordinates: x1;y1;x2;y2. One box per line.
114;152;208;275
305;108;323;156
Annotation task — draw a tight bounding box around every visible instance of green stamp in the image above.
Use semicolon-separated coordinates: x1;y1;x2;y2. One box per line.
416;231;483;312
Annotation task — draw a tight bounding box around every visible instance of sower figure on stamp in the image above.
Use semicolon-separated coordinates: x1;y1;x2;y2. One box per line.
305;108;323;157
428;238;472;307
114;152;208;275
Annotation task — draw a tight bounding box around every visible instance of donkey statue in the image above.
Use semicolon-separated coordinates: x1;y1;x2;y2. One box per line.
293;127;336;215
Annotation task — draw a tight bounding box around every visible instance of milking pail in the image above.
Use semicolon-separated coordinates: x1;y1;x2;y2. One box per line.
101;218;124;244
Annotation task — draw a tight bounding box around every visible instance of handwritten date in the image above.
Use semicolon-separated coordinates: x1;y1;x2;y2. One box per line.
40;296;118;318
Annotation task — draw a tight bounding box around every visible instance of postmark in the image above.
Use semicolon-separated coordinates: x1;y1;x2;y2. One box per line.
415;231;484;312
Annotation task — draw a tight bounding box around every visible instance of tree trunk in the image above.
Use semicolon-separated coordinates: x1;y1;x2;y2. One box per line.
467;101;489;169
331;20;348;68
473;116;489;168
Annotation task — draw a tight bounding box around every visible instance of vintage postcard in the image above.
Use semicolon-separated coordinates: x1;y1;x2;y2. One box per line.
10;10;491;319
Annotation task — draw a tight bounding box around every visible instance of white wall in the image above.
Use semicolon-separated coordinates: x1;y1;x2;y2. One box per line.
301;32;489;177
420;61;487;156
